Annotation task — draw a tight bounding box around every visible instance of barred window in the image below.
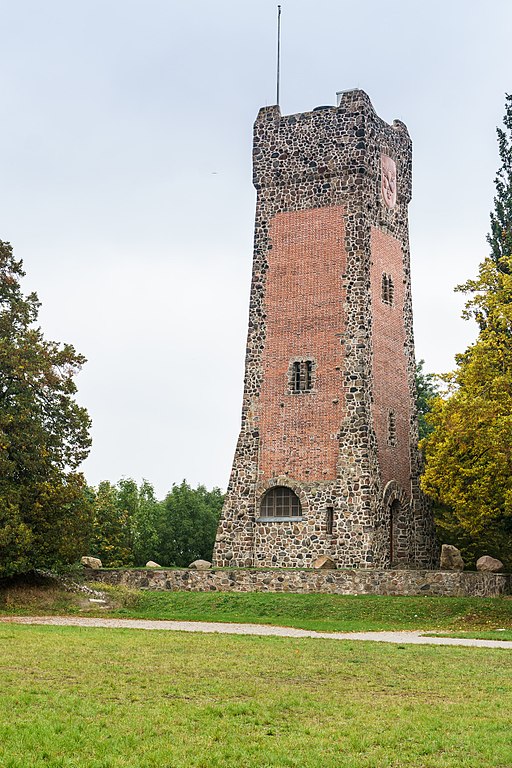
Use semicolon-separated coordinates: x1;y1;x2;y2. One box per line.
382;273;394;306
290;359;314;393
260;487;302;519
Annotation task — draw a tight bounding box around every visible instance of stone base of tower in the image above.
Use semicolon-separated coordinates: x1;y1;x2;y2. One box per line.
212;477;437;571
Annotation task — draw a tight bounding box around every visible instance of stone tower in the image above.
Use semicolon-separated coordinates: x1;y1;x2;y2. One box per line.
213;89;436;569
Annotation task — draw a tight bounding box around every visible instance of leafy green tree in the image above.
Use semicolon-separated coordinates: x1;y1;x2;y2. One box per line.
156;481;223;567
415;359;440;441
90;481;134;567
0;241;92;576
130;480;162;566
421;96;512;568
89;478;223;568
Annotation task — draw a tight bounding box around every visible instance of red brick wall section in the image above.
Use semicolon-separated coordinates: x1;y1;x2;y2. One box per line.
259;205;346;483
370;227;411;497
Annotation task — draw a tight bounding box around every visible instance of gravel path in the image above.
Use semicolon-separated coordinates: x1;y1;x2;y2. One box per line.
1;615;511;648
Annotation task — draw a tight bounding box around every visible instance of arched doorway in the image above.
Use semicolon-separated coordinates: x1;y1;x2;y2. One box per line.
383;481;411;567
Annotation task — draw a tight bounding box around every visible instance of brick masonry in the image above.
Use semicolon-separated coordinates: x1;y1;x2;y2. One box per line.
89;568;510;598
213;90;437;571
260;205;346;483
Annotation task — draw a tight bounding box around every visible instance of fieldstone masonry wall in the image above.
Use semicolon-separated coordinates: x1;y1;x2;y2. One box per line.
214;90;436;571
89;568;510;598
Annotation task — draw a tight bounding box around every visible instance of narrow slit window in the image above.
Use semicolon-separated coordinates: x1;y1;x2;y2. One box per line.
326;506;334;535
382;273;394;306
387;410;397;447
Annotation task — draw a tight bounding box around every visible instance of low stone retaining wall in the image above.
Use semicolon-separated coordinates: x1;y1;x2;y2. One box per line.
88;567;511;597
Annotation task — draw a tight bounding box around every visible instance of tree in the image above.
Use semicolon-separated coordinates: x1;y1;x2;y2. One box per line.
130;479;162;566
89;481;133;567
0;241;92;575
89;478;223;568
420;96;512;568
415;359;440;441
89;478;162;567
487;93;512;274
156;481;223;567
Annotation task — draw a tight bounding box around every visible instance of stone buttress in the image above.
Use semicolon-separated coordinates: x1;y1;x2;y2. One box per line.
213;89;436;569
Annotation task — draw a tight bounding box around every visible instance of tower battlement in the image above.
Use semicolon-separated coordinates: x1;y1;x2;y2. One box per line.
213;90;436;570
252;90;411;204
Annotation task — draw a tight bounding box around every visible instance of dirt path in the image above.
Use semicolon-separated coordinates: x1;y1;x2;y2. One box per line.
2;615;511;648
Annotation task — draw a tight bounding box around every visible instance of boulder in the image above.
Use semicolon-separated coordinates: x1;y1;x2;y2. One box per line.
145;561;161;568
440;544;464;571
312;555;336;570
81;556;102;570
476;555;504;573
188;559;212;570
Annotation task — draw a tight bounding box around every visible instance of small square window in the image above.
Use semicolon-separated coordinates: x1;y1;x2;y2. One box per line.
289;359;315;393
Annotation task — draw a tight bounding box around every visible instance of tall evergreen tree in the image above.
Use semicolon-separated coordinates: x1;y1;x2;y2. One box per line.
487;93;512;276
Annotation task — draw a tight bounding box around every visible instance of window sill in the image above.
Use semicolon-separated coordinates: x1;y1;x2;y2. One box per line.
257;516;304;523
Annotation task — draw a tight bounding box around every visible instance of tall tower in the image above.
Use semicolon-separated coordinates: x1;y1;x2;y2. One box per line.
214;90;436;569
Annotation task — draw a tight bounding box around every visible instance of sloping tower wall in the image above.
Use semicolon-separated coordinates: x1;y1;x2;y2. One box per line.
213;90;436;569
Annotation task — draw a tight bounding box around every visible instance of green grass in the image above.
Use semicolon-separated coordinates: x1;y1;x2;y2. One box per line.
103;588;512;633
1;577;512;634
0;624;511;767
424;630;512;641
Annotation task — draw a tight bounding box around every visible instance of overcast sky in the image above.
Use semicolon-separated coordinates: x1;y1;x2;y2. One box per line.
0;0;510;497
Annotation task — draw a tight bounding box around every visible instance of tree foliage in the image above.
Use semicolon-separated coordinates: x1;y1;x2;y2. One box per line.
0;241;92;576
415;359;440;441
88;478;223;568
89;481;134;567
487;93;512;274
421;96;512;568
156;481;224;567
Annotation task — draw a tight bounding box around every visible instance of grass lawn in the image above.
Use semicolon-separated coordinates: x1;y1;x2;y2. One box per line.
103;588;512;633
425;630;512;641
0;623;511;768
1;576;512;638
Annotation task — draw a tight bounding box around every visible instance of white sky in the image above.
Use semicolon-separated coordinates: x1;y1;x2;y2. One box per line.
0;0;510;497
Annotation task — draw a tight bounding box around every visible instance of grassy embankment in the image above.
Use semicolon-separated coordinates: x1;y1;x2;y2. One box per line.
1;575;512;638
0;623;511;768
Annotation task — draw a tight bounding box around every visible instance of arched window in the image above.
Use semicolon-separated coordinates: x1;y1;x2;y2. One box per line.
260;486;302;519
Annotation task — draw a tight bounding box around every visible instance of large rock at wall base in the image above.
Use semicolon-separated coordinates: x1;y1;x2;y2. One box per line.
476;555;504;573
81;556;102;569
188;559;212;570
145;561;161;568
440;545;464;571
312;555;337;570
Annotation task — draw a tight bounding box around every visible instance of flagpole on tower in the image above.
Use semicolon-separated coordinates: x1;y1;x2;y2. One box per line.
276;5;281;107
